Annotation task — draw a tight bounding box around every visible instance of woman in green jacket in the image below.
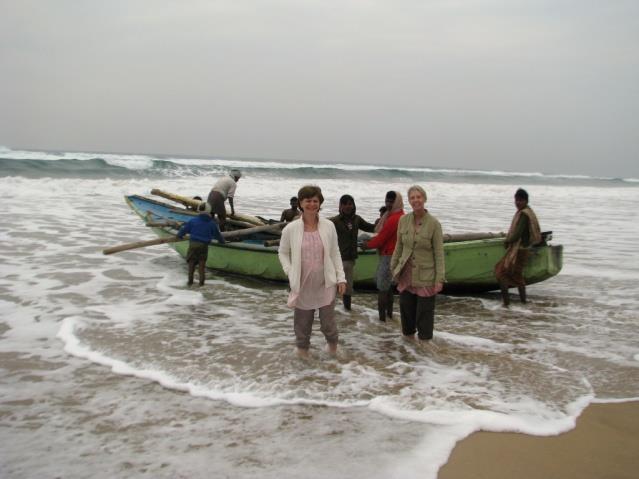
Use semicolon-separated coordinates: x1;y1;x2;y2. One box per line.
390;185;445;340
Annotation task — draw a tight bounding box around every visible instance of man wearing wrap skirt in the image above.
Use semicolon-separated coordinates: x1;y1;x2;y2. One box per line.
495;188;542;306
207;169;241;231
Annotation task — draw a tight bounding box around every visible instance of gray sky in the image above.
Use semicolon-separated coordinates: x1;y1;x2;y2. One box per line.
1;0;638;177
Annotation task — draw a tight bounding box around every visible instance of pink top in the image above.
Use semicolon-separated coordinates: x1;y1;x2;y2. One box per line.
396;216;442;297
287;231;336;309
396;258;443;297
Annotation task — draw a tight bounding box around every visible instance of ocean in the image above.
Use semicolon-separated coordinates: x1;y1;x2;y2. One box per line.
1;146;638;478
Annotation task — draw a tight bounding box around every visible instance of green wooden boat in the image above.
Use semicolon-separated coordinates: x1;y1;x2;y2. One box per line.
126;194;563;293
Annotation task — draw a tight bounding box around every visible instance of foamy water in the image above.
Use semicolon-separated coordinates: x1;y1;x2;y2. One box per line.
1;150;639;478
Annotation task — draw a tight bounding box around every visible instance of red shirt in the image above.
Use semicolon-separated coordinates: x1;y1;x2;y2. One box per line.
367;210;404;255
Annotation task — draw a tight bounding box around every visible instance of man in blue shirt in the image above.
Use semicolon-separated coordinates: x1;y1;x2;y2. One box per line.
177;202;225;286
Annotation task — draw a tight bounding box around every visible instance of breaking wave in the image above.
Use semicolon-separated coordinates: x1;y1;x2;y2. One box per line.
0;146;637;186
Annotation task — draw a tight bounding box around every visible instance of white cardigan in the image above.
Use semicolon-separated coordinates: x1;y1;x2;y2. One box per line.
278;217;346;294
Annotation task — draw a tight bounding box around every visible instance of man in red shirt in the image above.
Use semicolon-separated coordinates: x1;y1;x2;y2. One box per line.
362;191;405;321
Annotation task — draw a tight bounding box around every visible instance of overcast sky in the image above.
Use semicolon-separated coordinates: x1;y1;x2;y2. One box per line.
1;1;637;177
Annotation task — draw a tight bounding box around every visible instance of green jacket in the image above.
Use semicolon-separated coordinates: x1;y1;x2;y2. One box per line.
390;212;445;286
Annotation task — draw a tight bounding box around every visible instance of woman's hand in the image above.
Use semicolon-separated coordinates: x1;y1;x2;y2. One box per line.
337;282;347;296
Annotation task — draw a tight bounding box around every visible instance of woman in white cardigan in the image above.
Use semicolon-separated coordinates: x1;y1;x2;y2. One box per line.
278;185;346;358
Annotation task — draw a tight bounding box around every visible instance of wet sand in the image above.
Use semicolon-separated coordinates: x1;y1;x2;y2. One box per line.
438;401;639;479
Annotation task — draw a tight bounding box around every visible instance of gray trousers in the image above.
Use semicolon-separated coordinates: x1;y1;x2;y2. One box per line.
342;260;355;295
376;255;393;291
293;302;338;349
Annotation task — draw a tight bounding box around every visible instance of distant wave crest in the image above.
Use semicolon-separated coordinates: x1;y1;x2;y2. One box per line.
0;146;636;185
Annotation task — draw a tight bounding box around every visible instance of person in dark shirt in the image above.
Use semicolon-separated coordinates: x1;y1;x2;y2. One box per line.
177;202;225;286
187;196;203;211
329;195;376;310
280;196;301;222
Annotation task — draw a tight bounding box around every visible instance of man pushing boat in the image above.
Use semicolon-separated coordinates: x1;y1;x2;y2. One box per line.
176;202;225;286
207;169;242;231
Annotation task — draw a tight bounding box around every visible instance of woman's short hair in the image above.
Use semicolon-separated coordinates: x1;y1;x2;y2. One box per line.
407;185;427;201
297;185;324;205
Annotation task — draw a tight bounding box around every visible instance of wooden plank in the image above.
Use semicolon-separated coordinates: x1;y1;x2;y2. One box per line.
443;232;505;243
102;222;286;255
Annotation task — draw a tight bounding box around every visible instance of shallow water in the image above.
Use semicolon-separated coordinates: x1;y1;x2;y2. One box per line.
1;153;639;478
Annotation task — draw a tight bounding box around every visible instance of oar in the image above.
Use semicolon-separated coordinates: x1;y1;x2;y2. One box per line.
222;222;285;239
145;220;183;228
103;236;187;255
151;188;201;209
102;222;286;255
442;232;506;243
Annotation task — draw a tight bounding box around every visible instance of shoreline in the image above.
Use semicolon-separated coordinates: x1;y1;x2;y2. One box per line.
438;401;639;479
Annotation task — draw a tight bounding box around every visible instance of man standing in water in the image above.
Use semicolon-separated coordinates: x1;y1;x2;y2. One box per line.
207;169;241;231
176;202;225;286
330;195;376;310
495;188;542;306
362;191;405;321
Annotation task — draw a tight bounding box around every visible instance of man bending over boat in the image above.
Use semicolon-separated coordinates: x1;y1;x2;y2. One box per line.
495;188;542;306
207;169;242;231
177;202;225;286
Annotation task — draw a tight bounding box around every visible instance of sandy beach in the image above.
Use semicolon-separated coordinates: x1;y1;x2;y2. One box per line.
438;401;639;479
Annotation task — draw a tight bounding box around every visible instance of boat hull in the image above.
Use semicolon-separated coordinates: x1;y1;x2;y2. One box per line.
126;195;563;292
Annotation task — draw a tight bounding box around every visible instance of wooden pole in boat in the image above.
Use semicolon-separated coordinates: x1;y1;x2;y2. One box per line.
102;236;186;255
102;222;286;255
150;188;266;226
145;220;183;228
443;232;506;243
219;222;286;239
359;231;507;251
150;188;201;209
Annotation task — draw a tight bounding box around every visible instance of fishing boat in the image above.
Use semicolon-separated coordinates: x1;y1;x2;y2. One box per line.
121;193;563;293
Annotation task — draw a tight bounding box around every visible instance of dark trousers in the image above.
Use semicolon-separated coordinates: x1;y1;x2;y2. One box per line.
207;190;227;230
400;291;436;340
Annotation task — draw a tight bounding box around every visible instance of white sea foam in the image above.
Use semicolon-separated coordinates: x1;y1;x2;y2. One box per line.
436;331;513;352
100;155;155;170
57;312;595;445
592;396;639;404
386;423;477;479
155;272;205;305
57;317;369;408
